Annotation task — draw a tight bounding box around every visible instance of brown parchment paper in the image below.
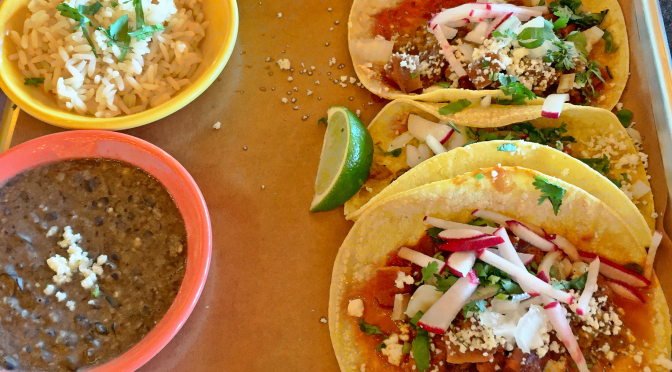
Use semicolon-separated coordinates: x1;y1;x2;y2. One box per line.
5;0;672;370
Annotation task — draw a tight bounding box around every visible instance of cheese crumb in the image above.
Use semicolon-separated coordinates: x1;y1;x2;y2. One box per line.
395;271;414;289
65;301;75;311
277;12;282;17
55;291;67;302
348;299;364;317
381;334;404;366
276;58;291;70
213;122;221;130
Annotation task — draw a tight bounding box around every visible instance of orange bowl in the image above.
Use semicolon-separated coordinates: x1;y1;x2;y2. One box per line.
0;131;212;371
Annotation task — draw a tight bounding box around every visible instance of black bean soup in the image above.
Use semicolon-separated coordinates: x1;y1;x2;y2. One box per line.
0;159;187;371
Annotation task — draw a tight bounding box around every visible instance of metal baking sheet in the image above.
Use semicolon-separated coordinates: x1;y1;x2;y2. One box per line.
1;0;672;371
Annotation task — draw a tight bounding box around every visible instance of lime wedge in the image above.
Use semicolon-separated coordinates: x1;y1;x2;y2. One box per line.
310;106;373;212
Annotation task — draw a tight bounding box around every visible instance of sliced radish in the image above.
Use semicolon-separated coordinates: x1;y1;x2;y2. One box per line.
446;251;477;277
441;25;458;40
607;280;646;304
515;305;548;353
471;210;549;234
424;216;497;234
440;235;504;252
541;94;569;119
405;285;444;318
445;19;470;28
631;179;652;199
418;270;479;333
438;229;488;240
430;24;467;77
578;251;650;287
519;294;547;309
398;247;446;272
426;134;447;155
544;302;590;372
392;294;411;320
351;37;395;64
495;15;521;35
507;220;557;252
444;124;468;149
486;248;535;265
556;74;575;94
575;258;600;316
493;227;538;295
488;4;544;17
537;251;564;283
644;231;664;280
455;43;474;62
469;285;500;301
550;235;580;262
464;21;489;44
486;13;512;37
386;132;414;152
477;249;574;304
429;3;488;28
408;114;453;144
406;145;420;168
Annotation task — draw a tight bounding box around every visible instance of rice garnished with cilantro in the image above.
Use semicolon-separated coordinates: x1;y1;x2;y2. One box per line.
9;0;207;117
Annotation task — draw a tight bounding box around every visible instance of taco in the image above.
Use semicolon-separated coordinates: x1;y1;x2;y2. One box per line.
348;0;628;109
329;165;670;372
344;99;654;241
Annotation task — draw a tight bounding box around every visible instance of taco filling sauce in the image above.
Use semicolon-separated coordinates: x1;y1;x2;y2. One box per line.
343;217;659;371
367;0;613;105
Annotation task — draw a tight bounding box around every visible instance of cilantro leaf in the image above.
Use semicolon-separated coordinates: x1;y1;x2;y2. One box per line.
577;155;610;175
602;29;617;53
439;99;472;115
446;121;461;134
402;342;412;354
133;0;146;29
501;279;524;295
468;217;498;228
375;339;387;350
55;3;98;57
426;227;444;243
417;261;439;285
78;1;102;15
532;175;566;215
412;330;431;372
409;310;424;328
497;143;517;152
553;272;588;290
317;117;328;125
517;23;556;49
377;145;402;157
435;274;459;292
616;109;632;128
544;40;579;71
358;319;384;335
24;77;44;86
549;0;607;29
128;24;166;41
496;75;536;105
91;284;100;298
565;31;588;58
475;173;485;180
608;173;628;188
463;300;487;317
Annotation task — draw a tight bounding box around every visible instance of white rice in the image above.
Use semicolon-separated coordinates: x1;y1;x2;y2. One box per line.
10;0;209;118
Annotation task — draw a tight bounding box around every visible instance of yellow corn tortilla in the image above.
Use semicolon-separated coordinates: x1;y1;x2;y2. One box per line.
348;0;629;110
329;166;670;371
344;99;655;241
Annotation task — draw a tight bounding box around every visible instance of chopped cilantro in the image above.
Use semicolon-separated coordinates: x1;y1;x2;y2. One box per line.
565;31;589;57
446;121;461;134
133;0;146;29
317;117;328;125
410;72;420;79
545;40;580;71
616;109;632;128
475;173;485;180
549;0;607;29
358;319;383;335
128;24;166;41
497;143;517;152
463;300;487;317
552;272;588;290
55;3;99;57
439;99;472;115
435;274;459;292
416;262;440;285
605;65;614;79
577;155;610;175
516;22;556;49
412;330;431;372
602;29;617;53
501;279;524;295
402;342;412;354
433;251;446;261
467;122;575;149
91;284;100;298
468;217;497;228
375;339;387;350
549;266;560;280
377;145;402;157
532;175;566;215
436;81;452;89
482;60;490;68
609;173;628;188
495;75;536;105
111;1;118;6
409;310;424;328
78;1;102;15
24;77;44;86
426;227;444;243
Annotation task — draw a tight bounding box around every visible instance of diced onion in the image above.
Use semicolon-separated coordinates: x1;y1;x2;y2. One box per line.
387;132;414;152
426;134;448;155
351;37;394;64
557;74;575;94
630;180;651;199
465;21;490;44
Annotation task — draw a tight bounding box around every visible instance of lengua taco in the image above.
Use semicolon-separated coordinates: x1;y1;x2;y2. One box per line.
344;99;654;241
329;166;670;372
348;0;628;109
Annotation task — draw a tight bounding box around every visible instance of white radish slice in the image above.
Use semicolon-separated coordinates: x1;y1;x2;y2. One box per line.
537;251;564;283
486;248;535;265
631;179;652;199
607;280;646;303
438;229;488;240
471;209;549;235
526;5;550;14
544;302;590;372
405;285;444;318
469;285;500;301
556;73;575;94
469;9;504;19
486;13;512;37
418;270;479;333
578;251;651;287
519;294;547;309
392;294;411;320
430;24;467;77
351;38;394;64
515;305;548;353
495;15;521;34
445;19;470;28
446;251;477;277
429;3;488;28
477;250;574;304
441;25;458;39
398;247;446;271
490;297;524;314
575;258;600;316
488;3;544;17
423;216;497;234
644;231;664;280
417;144;432;162
440;235;504;252
406;145;421;168
507;220;557;252
455;43;474;62
493;227;538;295
408;114;453;143
541;94;569;119
444;124;468;149
426;134;447;155
464;21;489;44
386;132;414;151
550;235;580;262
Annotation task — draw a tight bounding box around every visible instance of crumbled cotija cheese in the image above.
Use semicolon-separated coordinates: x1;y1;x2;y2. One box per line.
348;299;364;317
395;271;414;289
381;334;404;366
46;226;107;290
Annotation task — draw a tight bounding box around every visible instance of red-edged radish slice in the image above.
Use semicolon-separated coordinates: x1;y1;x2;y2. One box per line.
426;134;448;155
398;247;446;272
644;231;664;280
550;235;580;262
486;248;535;265
404;285;444;317
493;227;538;295
429;3;488;28
544;302;590;372
444;123;468;149
489;3;545;16
408;114;453;144
392;294;411;320
507;220;557;252
469;285;500;301
606;280;646;304
430;24;467;77
446;251;477;277
417;270;479;333
424;216;497;234
541;94;569;119
578;251;651;287
486;13;512;37
440;235;504;252
386;132;414;152
575;258;600;316
464;21;489;44
438;229;488;240
477;249;574;304
537;251;564;283
556;73;575;94
471;209;547;235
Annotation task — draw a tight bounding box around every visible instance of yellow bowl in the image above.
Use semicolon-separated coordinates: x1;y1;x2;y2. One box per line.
0;0;238;130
